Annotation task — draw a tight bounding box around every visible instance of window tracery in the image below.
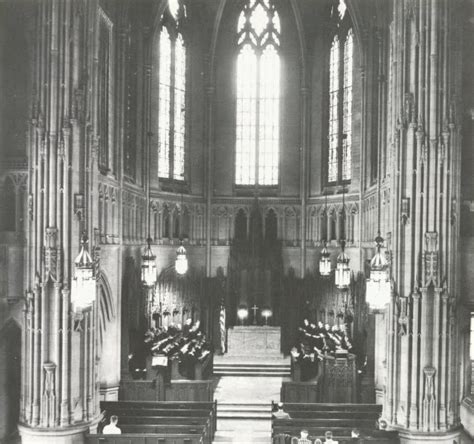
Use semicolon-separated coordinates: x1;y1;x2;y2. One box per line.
327;0;353;184
158;0;186;181
235;0;280;187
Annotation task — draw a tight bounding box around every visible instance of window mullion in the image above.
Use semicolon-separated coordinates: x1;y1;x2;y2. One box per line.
255;50;261;186
169;35;176;179
338;36;345;184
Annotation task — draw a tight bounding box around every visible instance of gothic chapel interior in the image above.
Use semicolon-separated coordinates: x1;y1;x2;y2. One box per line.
0;0;474;443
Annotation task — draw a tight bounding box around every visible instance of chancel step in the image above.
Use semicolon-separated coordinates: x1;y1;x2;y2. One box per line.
214;417;271;442
218;402;270;419
214;363;290;377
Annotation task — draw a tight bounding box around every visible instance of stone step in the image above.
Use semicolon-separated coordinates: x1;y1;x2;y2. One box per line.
219;403;269;411
214;363;291;377
218;411;270;419
218;403;271;420
213;435;271;443
213;432;271;443
215;367;289;372
214;419;271;442
215;363;290;368
215;370;290;377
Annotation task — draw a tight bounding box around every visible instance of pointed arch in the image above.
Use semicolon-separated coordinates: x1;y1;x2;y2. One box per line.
265;207;278;241
235;0;281;186
234;208;248;241
155;0;187;182
326;2;354;185
97;271;116;349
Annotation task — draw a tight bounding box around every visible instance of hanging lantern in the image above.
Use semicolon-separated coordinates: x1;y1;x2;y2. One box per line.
335;240;351;289
71;234;96;311
319;241;332;276
175;243;188;275
141;237;157;287
366;234;391;310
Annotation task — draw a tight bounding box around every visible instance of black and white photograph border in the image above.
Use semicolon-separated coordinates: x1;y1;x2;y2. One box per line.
0;0;473;443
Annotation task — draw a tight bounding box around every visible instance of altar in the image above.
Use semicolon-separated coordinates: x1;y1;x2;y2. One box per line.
226;326;282;357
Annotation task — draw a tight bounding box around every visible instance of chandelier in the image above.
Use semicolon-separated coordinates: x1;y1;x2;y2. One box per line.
335;239;351;289
175;242;188;275
141;237;157;287
366;233;391;310
319;241;332;277
71;233;96;311
335;187;350;289
366;123;391;309
319;193;332;277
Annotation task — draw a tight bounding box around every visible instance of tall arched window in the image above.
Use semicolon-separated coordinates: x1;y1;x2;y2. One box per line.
327;0;353;184
235;0;280;187
158;0;186;181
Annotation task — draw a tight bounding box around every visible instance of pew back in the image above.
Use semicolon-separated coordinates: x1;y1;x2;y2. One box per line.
271;402;398;443
97;400;217;444
86;433;203;444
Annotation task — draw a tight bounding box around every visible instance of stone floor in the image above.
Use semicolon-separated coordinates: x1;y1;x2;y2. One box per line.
214;375;286;404
213;374;289;443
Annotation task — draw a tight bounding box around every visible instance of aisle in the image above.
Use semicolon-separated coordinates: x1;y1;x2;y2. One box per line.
212;361;291;443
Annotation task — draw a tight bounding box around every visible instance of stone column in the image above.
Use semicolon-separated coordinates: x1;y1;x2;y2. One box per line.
383;1;463;443
300;86;309;277
20;1;101;443
205;82;215;277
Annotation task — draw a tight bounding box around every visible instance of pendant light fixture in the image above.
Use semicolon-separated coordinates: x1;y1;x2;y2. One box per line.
366;233;390;309
175;193;188;275
335;186;351;289
71;232;96;311
319;194;331;276
141;132;157;288
141;236;157;287
366;136;390;309
175;243;188;275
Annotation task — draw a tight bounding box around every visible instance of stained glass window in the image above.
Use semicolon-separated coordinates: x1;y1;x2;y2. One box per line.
327;2;353;184
158;28;171;178
342;29;353;181
471;313;474;393
158;0;186;181
328;36;340;183
173;34;186;180
235;0;280;186
98;10;113;173
471;313;474;360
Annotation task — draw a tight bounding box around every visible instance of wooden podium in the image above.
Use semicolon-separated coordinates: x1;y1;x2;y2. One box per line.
322;352;357;403
282;352;356;403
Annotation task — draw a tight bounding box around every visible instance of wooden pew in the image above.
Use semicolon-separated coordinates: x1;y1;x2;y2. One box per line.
274;402;382;413
112;409;212;417
272;419;377;434
272;433;398;444
271;402;398;443
119;421;212;443
99;400;217;443
101;401;217;436
283;410;380;419
102;401;215;410
86;433;203;444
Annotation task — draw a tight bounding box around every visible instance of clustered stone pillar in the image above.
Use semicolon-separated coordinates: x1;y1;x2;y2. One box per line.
383;1;463;443
20;1;101;443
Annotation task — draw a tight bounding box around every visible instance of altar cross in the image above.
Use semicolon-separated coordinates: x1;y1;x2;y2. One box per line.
251;304;259;325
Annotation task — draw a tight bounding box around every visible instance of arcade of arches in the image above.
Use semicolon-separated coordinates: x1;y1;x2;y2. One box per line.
0;0;473;443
